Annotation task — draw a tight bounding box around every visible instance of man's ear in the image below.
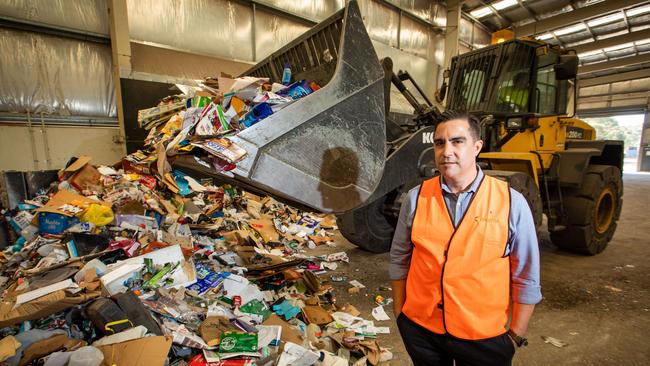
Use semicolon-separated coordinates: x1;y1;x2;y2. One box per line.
474;139;484;156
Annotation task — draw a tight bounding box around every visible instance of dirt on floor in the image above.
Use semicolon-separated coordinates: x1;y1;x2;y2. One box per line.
329;172;650;366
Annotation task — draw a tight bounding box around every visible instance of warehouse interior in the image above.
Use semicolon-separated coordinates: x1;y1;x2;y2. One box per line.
0;1;649;365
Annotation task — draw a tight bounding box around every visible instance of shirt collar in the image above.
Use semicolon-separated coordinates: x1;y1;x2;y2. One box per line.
440;166;484;195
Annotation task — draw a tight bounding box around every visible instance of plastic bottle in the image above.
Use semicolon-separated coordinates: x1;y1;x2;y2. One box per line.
282;61;292;85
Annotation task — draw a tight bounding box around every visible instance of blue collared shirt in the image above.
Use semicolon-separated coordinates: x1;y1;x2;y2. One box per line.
389;167;542;304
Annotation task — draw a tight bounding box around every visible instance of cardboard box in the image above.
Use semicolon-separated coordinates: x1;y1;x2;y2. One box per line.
37;211;79;234
122;157;156;175
97;335;172;366
62;156;101;191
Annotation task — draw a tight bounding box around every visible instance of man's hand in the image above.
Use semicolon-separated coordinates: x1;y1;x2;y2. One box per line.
392;280;407;316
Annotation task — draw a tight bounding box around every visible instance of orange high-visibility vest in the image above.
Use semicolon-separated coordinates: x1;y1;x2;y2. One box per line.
402;174;511;340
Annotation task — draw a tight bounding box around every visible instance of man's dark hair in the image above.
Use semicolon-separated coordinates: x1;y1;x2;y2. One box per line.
434;110;481;141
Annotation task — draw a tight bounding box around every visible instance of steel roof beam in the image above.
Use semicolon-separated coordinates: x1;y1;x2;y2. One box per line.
573;28;650;54
514;0;644;37
579;67;650;87
579;53;650;74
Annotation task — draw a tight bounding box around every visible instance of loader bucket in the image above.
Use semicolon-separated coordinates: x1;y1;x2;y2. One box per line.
218;1;386;213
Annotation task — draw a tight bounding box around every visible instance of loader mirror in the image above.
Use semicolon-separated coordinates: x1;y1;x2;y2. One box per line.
555;55;579;80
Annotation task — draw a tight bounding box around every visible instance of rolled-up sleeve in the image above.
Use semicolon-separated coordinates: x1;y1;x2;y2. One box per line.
389;186;419;280
508;189;543;304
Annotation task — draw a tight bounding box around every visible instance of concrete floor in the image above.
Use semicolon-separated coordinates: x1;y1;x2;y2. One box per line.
326;172;650;365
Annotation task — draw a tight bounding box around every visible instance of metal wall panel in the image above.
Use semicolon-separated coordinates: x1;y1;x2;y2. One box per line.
127;0;254;62
611;78;650;94
399;15;430;59
358;0;399;48
372;40;437;113
254;0;344;21
254;9;311;61
579;84;609;97
392;0;445;26
0;28;115;117
0;0;109;35
473;24;490;49
459;17;473;45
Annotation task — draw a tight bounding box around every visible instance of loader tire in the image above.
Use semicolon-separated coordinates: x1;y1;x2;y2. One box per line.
336;194;396;253
550;165;622;255
484;170;543;231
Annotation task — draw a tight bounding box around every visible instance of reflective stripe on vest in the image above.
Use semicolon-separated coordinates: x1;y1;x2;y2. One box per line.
402;174;511;340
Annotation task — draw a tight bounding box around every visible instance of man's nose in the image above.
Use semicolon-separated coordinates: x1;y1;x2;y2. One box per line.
442;141;454;156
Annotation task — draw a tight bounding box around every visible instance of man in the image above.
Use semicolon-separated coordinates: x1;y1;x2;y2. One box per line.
390;110;541;366
497;72;530;112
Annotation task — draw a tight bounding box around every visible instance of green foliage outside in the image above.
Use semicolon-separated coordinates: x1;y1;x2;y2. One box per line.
583;117;641;151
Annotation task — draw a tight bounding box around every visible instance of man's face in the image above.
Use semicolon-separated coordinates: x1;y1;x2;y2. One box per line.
433;118;483;180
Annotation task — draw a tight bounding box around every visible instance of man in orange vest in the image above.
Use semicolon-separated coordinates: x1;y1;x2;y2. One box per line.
390;110;541;366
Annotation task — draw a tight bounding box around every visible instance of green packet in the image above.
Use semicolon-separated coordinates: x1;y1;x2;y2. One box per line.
219;331;258;353
239;299;272;321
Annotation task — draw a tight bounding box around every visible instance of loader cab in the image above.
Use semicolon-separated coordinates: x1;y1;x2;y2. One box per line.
446;40;577;130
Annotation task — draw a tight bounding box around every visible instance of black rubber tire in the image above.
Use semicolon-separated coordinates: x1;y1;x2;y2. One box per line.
336;194;396;253
550;165;623;255
484;170;544;231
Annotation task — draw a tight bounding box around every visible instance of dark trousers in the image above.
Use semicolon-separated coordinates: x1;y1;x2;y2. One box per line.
396;313;515;366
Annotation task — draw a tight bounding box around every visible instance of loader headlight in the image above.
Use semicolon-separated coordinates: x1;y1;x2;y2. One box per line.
506;117;523;129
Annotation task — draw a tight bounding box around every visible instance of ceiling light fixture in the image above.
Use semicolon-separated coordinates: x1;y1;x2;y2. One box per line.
627;4;650;17
493;0;518;11
587;12;624;27
470;6;493;19
603;42;635;52
536;33;554;40
554;23;587;36
578;50;604;58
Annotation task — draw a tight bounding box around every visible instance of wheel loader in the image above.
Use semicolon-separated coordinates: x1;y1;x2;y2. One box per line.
173;0;623;255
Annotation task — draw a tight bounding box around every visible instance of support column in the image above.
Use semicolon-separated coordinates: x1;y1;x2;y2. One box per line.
638;107;650;172
444;0;461;70
107;0;131;156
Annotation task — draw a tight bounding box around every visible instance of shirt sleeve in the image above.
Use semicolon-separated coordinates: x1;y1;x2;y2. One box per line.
389;185;420;280
508;188;543;304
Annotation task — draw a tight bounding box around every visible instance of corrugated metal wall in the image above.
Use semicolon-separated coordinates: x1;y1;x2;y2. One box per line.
1;0;451;119
0;0;461;169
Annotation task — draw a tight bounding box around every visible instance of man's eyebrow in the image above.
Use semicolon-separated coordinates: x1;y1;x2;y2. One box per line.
450;136;466;142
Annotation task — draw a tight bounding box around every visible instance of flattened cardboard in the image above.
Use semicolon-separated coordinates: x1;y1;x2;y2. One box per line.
0;290;100;328
223;230;250;245
262;314;304;347
19;334;82;366
249;217;280;243
302;305;333;325
161;231;193;250
198;316;235;344
339;304;361;317
97;335;172;366
35;190;108;217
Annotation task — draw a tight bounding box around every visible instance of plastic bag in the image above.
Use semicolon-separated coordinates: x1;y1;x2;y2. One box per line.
81;204;114;226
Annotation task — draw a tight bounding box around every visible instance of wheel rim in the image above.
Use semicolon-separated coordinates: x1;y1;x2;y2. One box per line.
595;187;615;234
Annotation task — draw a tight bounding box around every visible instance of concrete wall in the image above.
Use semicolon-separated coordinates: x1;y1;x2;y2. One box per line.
0;125;124;171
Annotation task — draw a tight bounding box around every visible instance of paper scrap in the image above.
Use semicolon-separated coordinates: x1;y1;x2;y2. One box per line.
371;306;390;321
